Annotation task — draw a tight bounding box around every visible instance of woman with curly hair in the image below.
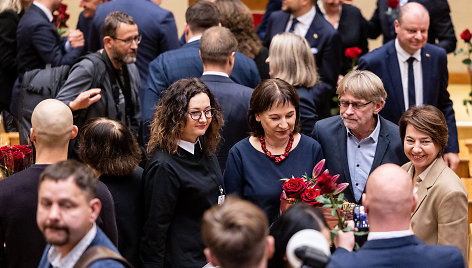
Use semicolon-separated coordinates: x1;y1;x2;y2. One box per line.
215;0;270;80
140;78;225;268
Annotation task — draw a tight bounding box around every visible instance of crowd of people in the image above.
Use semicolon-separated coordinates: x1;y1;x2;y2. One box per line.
0;0;468;267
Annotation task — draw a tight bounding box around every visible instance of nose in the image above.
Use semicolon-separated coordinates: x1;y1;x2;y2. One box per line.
47;203;61;220
198;112;208;123
344;104;355;115
414;30;422;39
412;142;422;153
279;117;288;128
130;39;138;49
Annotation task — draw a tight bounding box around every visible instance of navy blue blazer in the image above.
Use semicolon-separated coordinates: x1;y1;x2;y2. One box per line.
143;40;260;126
201;74;253;171
311;115;408;204
263;10;342;100
16;4;83;74
38;227;125;268
367;0;456;53
88;0;180;102
357;41;458;154
328;235;465;268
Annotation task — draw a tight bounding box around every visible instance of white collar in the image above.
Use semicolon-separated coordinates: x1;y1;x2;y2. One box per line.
188;35;201;44
395;39;421;62
202;71;229;78
48;223;97;268
367;229;413;241
178;138;202;155
290;6;316;27
33;1;53;22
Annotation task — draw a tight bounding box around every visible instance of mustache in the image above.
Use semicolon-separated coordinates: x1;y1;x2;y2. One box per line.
43;223;68;232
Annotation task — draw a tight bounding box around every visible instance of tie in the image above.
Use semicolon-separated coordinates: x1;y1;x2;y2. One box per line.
288;18;299;33
407;57;416;108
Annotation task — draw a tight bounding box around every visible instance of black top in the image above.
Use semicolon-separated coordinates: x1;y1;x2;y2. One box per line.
0;9;19;110
100;167;144;268
140;146;224;268
253;46;270;80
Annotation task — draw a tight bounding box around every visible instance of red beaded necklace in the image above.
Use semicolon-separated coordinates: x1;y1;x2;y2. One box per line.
259;133;294;163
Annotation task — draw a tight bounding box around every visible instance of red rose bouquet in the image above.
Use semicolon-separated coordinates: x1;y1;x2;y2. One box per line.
53;3;69;36
454;29;472;109
0;145;33;179
345;47;362;73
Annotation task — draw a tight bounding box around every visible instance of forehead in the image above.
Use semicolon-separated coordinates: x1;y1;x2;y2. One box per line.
265;101;295;113
39;178;87;202
188;92;210;108
115;22;138;37
339;91;367;102
399;12;429;29
405;124;430;138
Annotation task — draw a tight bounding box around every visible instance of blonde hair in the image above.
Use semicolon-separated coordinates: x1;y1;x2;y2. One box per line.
269;33;318;87
336;70;387;104
0;0;22;13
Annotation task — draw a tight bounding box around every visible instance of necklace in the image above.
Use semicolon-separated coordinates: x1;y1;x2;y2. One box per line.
259;133;294;163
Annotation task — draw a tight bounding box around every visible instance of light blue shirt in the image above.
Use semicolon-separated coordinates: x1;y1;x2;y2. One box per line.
346;116;381;201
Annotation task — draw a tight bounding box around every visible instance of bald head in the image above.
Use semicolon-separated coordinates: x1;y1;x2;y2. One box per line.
398;2;429;24
31;99;75;148
363;164;416;231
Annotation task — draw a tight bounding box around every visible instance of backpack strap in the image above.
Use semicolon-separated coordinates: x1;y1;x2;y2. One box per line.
73;246;133;268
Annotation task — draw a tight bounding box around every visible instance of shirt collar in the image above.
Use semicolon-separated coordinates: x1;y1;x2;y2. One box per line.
202;71;229;77
346;114;381;143
408;158;437;183
290;6;316;27
367;230;414;241
48;223;97;268
395;39;421;62
33;1;53;22
188;35;201;44
178;138;202;155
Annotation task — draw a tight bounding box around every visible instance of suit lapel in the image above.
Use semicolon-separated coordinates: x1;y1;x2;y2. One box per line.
370;117;390;173
337;120;355;197
385;43;405;115
421;47;431;103
411;158;445;216
305;13;322;50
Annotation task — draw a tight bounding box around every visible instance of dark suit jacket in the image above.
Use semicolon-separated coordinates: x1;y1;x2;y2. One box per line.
16;4;83;74
311;115;408;203
201;74;253;171
367;0;456;53
263;9;342;118
88;0;180;102
0;9;19;111
38;227;125;268
328;235;465;268
357;41;459;153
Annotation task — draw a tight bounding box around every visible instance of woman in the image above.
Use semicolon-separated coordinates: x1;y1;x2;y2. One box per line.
215;0;270;80
316;0;368;74
269;203;331;268
399;105;467;259
224;78;324;224
78;118;142;268
141;78;224;267
268;32;327;131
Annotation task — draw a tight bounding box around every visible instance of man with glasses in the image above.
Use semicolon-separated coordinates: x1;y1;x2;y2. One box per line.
311;70;408;204
56;11;141;154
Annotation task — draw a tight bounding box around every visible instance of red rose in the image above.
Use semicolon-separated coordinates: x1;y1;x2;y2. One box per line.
387;0;399;9
317;170;339;194
301;187;321;206
345;47;362;59
461;29;471;43
283;177;307;198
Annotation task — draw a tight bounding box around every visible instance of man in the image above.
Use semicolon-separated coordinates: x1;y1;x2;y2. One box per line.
328;164;465;268
199;26;253;171
358;2;459;170
88;0;180;103
37;160;125;268
311;70;408;204
143;1;260;141
57;11;141;137
201;196;274;268
0;99;117;268
76;0;104;51
367;0;456;53
263;0;342;118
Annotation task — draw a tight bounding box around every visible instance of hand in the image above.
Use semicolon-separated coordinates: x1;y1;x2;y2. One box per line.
69;88;101;111
443;153;459;171
68;29;84;48
334;220;355;251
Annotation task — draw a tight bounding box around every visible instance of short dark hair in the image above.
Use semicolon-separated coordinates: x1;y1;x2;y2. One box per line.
39;160;98;200
78;118;141;176
398;105;448;156
102;11;136;38
202;196;269;268
248;78;301;137
186;1;220;34
147;78;224;156
200;26;237;66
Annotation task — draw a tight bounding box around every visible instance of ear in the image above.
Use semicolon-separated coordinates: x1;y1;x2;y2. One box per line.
265;235;275;260
199;49;202;60
204;248;221;267
103;36;112;48
89;198;102;223
30;128;36;142
255;113;261;122
228;52;235;68
70;125;78;140
373;99;385;114
394;20;400;34
184;23;190;42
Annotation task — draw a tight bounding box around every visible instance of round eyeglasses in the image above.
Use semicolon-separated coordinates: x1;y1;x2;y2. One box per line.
188;108;216;120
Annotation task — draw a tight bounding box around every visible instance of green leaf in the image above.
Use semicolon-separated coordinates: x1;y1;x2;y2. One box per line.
454;48;463;55
323;204;332;208
331;208;337;217
315;195;330;204
337;193;344;201
342;226;354;232
463;59;472;65
354;231;369;236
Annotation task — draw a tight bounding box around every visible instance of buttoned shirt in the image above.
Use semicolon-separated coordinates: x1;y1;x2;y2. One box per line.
47;223;97;268
346;115;381;201
285;6;316;39
407;158;437;194
395;39;423;110
367;230;414;241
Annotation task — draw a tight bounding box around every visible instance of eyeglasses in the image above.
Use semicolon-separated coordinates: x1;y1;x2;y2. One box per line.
111;34;142;45
338;100;372;110
188;108;216;120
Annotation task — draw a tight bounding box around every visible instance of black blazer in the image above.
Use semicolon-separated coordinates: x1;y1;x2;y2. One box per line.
0;9;19;110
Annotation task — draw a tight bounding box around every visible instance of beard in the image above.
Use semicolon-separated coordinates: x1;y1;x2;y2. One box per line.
42;223;70;246
111;47;137;65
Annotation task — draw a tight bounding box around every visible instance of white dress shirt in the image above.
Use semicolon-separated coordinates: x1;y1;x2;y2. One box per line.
395;39;423;110
367;230;414;241
285;6;316;39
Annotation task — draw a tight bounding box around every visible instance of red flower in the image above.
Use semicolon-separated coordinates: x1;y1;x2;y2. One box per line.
387;0;399;9
461;29;471;43
283;177;307;198
317;170;339;195
345;47;362;59
301;187;321;206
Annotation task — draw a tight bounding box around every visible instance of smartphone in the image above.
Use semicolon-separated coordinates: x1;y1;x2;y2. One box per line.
353;205;369;232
